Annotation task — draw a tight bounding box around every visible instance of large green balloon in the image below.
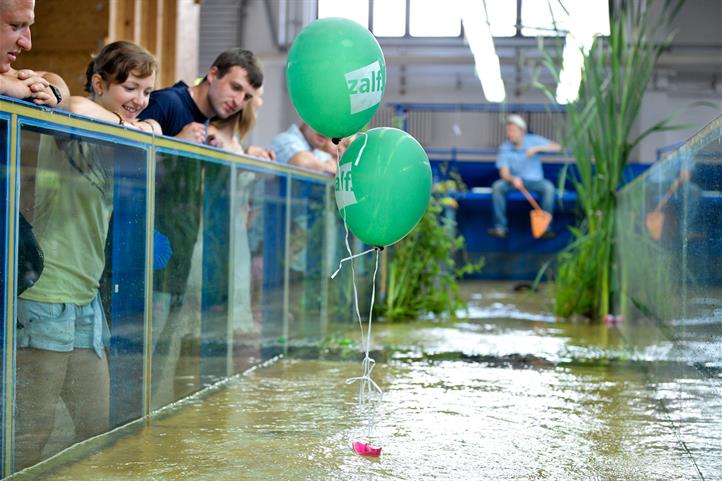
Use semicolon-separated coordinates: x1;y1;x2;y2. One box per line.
287;18;386;139
335;128;432;247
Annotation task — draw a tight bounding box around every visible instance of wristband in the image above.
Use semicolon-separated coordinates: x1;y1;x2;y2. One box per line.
48;84;62;105
112;112;124;125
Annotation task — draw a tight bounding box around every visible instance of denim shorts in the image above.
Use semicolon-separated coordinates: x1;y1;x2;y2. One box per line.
16;296;109;358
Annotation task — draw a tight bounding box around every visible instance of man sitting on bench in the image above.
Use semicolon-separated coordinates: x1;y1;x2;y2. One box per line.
488;114;561;239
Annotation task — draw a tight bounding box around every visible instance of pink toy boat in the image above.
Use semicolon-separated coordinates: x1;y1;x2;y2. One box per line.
352;441;382;457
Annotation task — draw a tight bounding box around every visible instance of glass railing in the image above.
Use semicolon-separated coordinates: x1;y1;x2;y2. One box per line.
0;97;361;476
616;114;722;476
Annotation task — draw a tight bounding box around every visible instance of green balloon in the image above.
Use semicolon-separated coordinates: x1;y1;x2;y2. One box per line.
335;128;432;247
287;18;386;139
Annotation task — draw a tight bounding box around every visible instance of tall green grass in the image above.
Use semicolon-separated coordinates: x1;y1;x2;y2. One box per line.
542;0;686;320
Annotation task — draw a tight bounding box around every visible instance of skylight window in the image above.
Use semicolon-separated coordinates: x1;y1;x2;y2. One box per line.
409;0;462;37
484;0;517;37
373;0;406;37
521;0;569;36
318;1;608;39
317;0;368;28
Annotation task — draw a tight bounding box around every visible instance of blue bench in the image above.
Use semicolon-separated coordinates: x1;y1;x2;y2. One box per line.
430;158;648;280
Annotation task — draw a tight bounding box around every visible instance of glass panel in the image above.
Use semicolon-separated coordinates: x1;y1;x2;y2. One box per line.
151;150;205;410
286;177;329;352
259;175;287;358
149;156;289;394
318;0;369;28
105;136;148;429
373;0;406;37
14;125;147;471
616;115;722;477
410;0;461;37
199;161;232;386
228;166;274;372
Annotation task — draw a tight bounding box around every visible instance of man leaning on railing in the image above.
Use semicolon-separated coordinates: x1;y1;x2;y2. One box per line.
0;0;69;107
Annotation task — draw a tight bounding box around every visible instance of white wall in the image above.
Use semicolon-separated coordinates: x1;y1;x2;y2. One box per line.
636;89;721;163
198;0;722;159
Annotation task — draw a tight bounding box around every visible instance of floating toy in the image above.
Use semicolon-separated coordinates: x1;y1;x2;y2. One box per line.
353;441;382;457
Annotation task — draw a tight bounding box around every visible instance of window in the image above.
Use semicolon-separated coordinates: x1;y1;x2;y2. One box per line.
522;0;571;36
373;0;406;37
522;0;609;37
484;0;517;37
317;0;609;39
409;0;461;37
317;0;369;28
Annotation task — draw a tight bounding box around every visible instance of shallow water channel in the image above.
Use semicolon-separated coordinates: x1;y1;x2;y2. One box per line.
15;282;721;480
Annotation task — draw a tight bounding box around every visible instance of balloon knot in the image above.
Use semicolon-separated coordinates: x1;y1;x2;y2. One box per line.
374;246;385;251
332;137;341;145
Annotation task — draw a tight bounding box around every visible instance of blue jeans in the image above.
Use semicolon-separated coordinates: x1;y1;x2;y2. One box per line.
491;178;555;231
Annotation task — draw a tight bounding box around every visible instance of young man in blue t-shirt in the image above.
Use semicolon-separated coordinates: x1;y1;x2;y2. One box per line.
139;47;263;144
488;114;561;239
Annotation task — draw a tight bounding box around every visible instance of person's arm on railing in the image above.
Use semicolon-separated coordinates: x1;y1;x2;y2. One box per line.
64;96;162;134
288;151;337;175
0;69;69;108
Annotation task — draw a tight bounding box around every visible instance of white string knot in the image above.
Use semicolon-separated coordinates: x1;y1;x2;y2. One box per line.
345;355;383;404
330;248;375;279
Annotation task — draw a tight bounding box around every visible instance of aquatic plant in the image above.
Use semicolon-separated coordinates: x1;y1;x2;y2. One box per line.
539;0;686;321
378;183;483;322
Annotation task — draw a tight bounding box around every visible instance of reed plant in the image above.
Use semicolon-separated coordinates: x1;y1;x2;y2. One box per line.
379;183;483;322
540;0;685;320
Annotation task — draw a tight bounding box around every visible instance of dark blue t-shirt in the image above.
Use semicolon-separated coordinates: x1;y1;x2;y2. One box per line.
139;81;207;137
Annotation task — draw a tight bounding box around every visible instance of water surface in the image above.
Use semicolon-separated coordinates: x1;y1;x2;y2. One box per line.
17;282;720;480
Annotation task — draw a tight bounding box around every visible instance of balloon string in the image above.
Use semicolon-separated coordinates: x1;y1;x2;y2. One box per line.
365;249;379;361
344;250;382;438
354;133;368;167
340;209;364;350
327;134;373;280
334;175;383;441
330;247;375;279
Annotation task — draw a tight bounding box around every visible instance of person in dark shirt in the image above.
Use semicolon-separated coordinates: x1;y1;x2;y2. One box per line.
139;48;263;144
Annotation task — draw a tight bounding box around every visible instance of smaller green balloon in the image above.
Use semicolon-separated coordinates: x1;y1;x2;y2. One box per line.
335;128;432;247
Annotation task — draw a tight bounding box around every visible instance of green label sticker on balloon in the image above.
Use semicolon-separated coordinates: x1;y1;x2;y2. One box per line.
335;162;357;209
345;60;384;115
